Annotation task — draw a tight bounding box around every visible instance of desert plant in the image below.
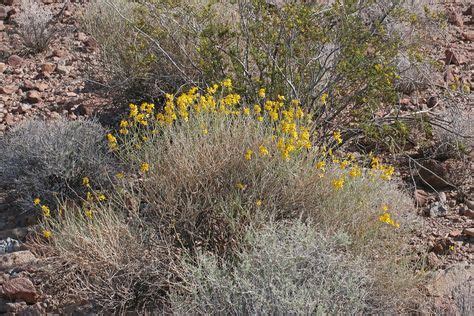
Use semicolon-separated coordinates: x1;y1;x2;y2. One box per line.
171;221;372;314
35;83;423;312
0;119;115;212
16;0;55;53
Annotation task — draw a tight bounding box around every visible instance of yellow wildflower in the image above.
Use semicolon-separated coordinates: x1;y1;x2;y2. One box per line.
258;88;266;98
316;161;326;171
41;205;51;217
42;229;52;239
82;177;90;187
242;107;250;115
33;198;41;206
257;116;264;122
259;145;269;157
349;166;362;178
254;104;262;114
245;149;253;161
256;199;262;207
333;130;343;144
98;194;106;202
235;182;246;190
86;191;93;201
332;177;345;190
116;172;124;179
222;78;232;88
84;209;93;219
140;162;150;173
320;93;328;105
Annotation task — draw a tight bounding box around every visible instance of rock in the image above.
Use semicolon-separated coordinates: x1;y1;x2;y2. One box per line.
439;192;447;204
7;54;23;68
0;238;21;254
77;32;87;41
56;65;71;75
415;189;429;207
52;48;67;57
448;230;462;238
0;6;6;20
26;90;41;103
0;250;36;271
445;49;461;66
4;302;27;314
466;200;474;210
463;228;474;237
1;277;38;303
417;159;452;190
84;37;98;50
428;202;448;217
40;62;55;74
447;8;463;27
0;62;5;73
427;96;438;108
425;264;473;314
0;20;4;31
427;252;441;268
462;31;474;42
0;85;16;95
444;67;455;83
462;209;474;219
19;103;32;113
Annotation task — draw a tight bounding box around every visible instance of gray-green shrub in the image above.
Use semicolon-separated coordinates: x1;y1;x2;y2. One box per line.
171;221;373;314
0;119;114;211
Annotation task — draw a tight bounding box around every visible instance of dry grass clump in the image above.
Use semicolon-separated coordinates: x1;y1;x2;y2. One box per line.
16;0;55;53
32;83;424;313
0;119;114;212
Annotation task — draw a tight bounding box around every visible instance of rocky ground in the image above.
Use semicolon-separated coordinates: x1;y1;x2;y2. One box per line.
0;0;473;314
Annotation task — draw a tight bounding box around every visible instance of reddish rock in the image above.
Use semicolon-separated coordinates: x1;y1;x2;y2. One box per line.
449;230;462;238
84;37;98;50
26;90;42;103
7;54;23;67
444;67;455;83
22;80;35;90
0;85;16;95
463;228;474;237
445;49;460;66
462;31;474;42
35;82;48;92
447;8;463;27
1;277;37;303
40;62;55;74
2;0;18;5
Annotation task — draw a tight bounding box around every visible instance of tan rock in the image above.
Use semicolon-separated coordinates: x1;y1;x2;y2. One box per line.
462;31;474;42
0;250;36;271
26;90;41;103
463;228;474;237
0;62;5;73
40;62;55;74
0;85;16;95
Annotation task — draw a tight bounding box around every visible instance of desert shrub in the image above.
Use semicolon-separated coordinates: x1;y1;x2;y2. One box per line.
171;221;372;314
35;83;423;312
16;0;55;53
0;119;114;212
82;0;437;135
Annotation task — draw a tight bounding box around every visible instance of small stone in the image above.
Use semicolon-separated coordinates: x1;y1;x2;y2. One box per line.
77;32;87;41
439;192;447;204
22;79;35;90
40;62;55;74
462;31;474;42
26;90;41;103
1;277;38;303
56;65;70;75
417;159;451;190
52;48;67;57
65;91;78;97
0;20;4;31
427;252;441;268
0;85;16;95
0;250;36;270
428;202;448;217
463;228;474;237
35;82;48;92
447;8;463;27
0;62;5;73
449;230;462;238
0;6;6;20
7;55;23;67
19;103;32;113
0;238;20;254
462;209;474;219
427;96;437;108
466;200;474;210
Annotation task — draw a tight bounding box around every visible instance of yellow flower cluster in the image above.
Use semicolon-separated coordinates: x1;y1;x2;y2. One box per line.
80;176;108;220
370;156;395;181
379;204;399;228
